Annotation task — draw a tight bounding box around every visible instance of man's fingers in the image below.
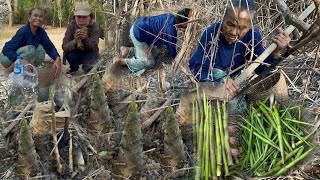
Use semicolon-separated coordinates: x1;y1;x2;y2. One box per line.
54;66;61;78
231;148;240;157
272;37;282;46
228;125;238;133
229;137;239;145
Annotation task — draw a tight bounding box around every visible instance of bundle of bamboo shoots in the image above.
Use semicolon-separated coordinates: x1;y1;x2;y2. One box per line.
193;94;236;179
240;99;316;177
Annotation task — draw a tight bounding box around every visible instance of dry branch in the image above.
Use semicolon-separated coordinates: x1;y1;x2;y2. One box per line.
287;27;320;55
1;102;35;138
72;59;105;92
172;6;201;72
114;83;147;112
142;94;176;129
275;0;310;33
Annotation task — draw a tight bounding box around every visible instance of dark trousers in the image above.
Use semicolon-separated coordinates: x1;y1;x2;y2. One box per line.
65;50;99;72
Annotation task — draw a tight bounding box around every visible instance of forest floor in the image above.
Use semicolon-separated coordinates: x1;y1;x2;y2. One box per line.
0;24;319;179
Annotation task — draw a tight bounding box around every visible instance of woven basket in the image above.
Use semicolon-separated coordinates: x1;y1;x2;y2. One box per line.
36;61;56;87
246;71;288;101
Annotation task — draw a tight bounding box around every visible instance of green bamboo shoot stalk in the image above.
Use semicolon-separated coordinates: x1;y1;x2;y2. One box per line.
282;134;293;152
296;126;318;147
164;106;186;168
89;73;112;131
194;100;201;180
216;100;229;175
282;120;311;146
194;99;201;180
254;113;268;136
283;118;314;126
214;109;222;177
274;146;304;167
274;147;315;176
257;101;277;129
69;130;73;172
17;117;40;176
222;101;233;166
252;148;276;175
242;118;254;168
209;103;217;180
204;102;210;180
119;101;145;177
295;145;304;158
196;98;204;179
240;124;279;150
273;102;284;164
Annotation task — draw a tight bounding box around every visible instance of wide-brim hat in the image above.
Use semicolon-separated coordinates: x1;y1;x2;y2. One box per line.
74;2;92;16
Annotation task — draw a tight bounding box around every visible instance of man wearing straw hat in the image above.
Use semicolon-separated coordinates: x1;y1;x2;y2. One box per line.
62;1;101;77
188;0;291;111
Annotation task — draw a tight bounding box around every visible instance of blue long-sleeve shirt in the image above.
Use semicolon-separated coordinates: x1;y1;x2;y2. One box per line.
189;22;275;82
2;23;60;62
133;13;177;58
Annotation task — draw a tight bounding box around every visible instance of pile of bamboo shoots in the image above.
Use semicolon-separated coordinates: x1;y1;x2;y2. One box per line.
240;100;316;177
193;94;237;179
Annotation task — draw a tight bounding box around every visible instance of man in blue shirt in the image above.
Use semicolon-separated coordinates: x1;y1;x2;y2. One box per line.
113;8;191;75
189;0;290;98
0;8;61;77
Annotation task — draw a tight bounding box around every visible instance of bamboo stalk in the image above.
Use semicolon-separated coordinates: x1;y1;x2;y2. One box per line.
273;102;284;165
235;3;316;85
69;130;73;173
204;101;210;180
216;100;229;175
214;109;222;176
209;102;217;180
274;147;315;176
222;101;233;166
50;88;63;174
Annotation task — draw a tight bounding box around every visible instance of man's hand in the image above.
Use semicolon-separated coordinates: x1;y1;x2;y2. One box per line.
53;57;62;78
271;28;291;58
225;79;240;95
74;28;88;40
77;28;88;39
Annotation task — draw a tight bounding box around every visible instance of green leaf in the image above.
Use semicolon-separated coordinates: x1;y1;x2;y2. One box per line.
98;151;108;157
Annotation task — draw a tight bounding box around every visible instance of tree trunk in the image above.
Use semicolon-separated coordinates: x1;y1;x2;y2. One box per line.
5;0;13;27
13;0;18;12
56;0;62;28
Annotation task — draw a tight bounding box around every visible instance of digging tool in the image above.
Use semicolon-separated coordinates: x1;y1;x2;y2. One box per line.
234;3;316;86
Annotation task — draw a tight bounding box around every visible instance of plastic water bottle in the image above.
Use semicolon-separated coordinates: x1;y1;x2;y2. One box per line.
14;56;24;75
8;56;24;105
12;56;25;87
8;56;37;88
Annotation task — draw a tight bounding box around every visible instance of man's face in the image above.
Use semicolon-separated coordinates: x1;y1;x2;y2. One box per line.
221;10;251;44
28;9;44;27
75;15;91;28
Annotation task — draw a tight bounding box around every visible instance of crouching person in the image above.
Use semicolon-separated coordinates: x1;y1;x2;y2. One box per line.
0;7;61;77
62;1;100;77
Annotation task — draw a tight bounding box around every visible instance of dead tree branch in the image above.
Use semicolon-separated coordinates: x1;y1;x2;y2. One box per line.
275;0;310;33
142;94;176;129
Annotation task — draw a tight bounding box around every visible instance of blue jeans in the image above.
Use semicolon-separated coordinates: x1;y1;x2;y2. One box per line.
65;50;99;72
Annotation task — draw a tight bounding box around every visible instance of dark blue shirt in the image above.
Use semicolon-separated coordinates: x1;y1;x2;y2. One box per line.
133;14;177;58
189;22;275;82
2;23;60;62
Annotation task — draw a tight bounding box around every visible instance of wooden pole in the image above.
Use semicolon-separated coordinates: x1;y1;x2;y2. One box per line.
235;3;316;85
